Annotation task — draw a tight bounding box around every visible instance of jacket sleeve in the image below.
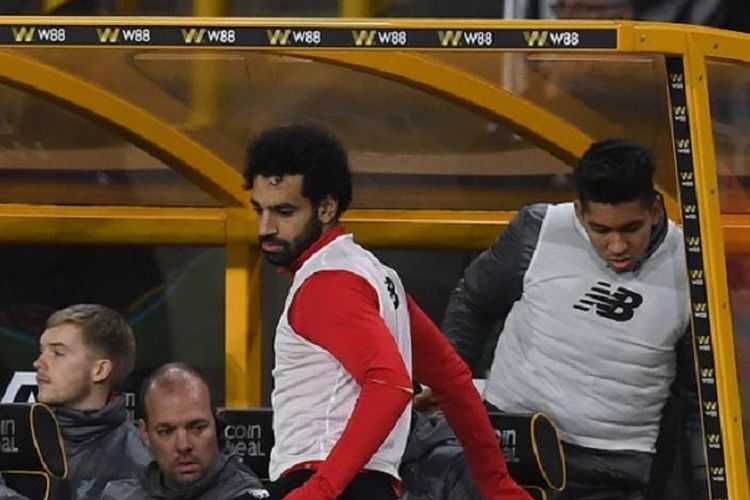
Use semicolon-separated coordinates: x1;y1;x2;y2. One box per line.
97;480;141;500
441;204;547;370
0;473;30;500
674;329;708;499
410;296;531;500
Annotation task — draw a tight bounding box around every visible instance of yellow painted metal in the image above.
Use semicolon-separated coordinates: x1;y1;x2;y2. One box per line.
43;0;70;13
339;0;376;17
192;0;228;17
115;0;140;15
342;209;513;250
684;36;750;498
722;215;750;254
240;208;513;251
225;208;262;407
0;49;246;208
0;204;225;244
692;30;750;65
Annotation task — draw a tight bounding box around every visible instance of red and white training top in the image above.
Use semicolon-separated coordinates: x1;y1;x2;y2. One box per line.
269;231;413;481
268;226;525;499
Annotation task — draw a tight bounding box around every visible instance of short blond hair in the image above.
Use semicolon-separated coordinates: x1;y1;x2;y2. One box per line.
46;304;135;386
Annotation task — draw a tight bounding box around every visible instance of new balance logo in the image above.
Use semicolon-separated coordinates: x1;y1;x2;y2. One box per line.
573;281;643;322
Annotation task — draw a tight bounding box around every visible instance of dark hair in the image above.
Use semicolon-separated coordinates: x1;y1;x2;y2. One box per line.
139;362;212;421
574;139;657;208
46;304;134;386
243;123;352;217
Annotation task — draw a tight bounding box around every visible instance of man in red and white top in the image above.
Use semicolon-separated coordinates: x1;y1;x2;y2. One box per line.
243;123;530;500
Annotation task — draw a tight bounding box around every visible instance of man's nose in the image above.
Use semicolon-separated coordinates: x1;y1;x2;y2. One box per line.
32;353;44;370
608;232;628;254
175;428;193;453
258;212;277;237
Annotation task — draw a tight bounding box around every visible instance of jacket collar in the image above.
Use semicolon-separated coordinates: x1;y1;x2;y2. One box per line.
56;395;128;449
139;452;230;500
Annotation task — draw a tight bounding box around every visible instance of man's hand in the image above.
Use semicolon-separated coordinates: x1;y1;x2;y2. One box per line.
492;479;534;500
412;386;439;413
282;474;336;500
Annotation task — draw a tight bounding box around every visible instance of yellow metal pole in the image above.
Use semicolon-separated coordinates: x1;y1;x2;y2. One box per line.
224;208;262;407
684;35;750;499
187;0;229;129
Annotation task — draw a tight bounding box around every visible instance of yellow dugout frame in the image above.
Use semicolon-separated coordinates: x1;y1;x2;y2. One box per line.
0;17;747;497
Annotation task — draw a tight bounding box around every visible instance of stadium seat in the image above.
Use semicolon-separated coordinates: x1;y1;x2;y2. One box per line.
0;403;70;500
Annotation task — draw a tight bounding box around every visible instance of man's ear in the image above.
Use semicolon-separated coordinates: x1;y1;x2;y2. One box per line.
650;193;663;223
574;199;584;221
317;195;339;224
137;418;150;446
91;359;113;384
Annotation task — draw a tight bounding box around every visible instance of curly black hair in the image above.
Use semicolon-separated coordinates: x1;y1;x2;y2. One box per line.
243;123;352;217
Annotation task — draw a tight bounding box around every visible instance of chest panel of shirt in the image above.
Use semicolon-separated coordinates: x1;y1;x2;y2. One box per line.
519;203;688;369
275;234;412;374
270;234;412;480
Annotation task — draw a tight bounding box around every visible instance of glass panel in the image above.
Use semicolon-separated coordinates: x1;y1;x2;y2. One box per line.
708;59;750;214
25;49;671;210
16;47;575;211
456;52;679;203
0;78;220;206
0;245;225;409
709;58;750;474
133;51;574;210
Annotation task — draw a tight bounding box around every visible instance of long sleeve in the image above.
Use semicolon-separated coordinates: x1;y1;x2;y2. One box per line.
283;270;412;499
0;473;30;500
410;296;530;500
441;204;547;370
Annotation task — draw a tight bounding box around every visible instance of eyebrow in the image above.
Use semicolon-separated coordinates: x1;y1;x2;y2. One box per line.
590;220;644;230
251;200;299;211
154;418;209;428
42;342;68;349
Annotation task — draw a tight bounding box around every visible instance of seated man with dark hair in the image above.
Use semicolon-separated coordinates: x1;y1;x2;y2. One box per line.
33;304;150;499
101;362;267;500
